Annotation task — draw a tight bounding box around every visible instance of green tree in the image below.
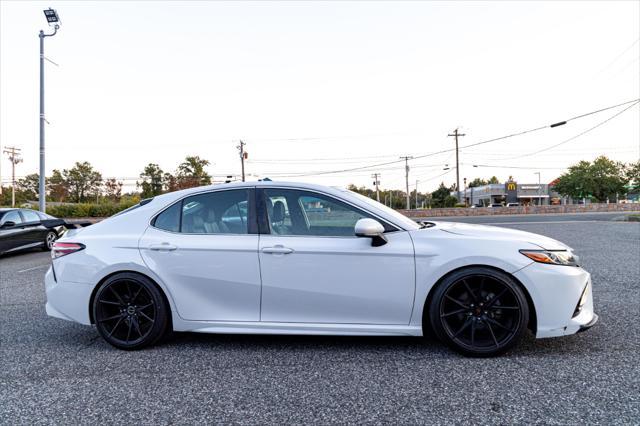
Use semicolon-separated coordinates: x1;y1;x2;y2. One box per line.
63;161;103;203
553;156;628;202
627;160;640;193
16;173;40;200
164;172;179;192
138;163;165;198
487;176;500;184
467;178;487;188
175;156;212;189
47;169;68;202
431;183;452;208
104;178;123;202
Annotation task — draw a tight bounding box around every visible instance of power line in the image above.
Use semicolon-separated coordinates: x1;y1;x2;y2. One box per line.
501;100;640;161
272;98;639;178
470;163;567;170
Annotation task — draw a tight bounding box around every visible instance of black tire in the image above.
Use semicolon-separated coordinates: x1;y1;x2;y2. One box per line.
93;272;169;350
429;267;529;357
42;231;57;251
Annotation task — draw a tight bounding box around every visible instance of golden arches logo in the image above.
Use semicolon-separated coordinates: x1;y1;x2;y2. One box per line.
506;183;517;191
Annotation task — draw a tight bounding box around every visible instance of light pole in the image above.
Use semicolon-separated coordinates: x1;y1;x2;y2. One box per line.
534;172;541;206
39;8;61;213
463;177;467;207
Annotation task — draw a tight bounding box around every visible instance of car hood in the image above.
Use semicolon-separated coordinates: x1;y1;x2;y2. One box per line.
425;221;571;250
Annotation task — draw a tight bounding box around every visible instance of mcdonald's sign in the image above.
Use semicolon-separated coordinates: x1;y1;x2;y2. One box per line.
505;181;518;203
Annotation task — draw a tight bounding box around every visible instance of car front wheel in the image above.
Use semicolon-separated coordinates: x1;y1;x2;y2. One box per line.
429;267;529;357
93;273;169;350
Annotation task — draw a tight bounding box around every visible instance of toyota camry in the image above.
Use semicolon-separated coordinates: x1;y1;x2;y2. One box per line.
45;181;597;356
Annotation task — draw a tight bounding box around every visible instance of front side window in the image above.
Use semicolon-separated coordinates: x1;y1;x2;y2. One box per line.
21;210;41;223
154;189;251;234
263;189;392;237
1;210;23;226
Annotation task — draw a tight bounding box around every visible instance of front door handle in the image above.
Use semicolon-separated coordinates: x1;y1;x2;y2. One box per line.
262;245;294;255
149;243;177;251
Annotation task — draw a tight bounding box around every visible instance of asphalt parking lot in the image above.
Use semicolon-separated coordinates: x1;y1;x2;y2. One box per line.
1;217;639;424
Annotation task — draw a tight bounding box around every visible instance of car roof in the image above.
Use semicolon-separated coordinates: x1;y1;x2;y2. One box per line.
0;208;18;212
155;180;351;199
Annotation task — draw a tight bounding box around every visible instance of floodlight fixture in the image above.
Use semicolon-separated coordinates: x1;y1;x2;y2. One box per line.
43;8;60;25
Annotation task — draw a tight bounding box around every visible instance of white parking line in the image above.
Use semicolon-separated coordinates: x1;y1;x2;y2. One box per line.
17;264;50;273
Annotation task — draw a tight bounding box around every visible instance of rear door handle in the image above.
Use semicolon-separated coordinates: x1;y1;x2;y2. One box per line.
262;245;294;255
149;243;177;251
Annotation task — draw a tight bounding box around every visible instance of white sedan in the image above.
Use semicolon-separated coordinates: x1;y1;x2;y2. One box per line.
45;181;597;356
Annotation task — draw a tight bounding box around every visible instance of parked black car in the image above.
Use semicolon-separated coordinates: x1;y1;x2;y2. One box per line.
0;208;66;256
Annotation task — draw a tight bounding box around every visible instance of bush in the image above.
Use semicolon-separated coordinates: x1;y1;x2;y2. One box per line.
46;199;139;218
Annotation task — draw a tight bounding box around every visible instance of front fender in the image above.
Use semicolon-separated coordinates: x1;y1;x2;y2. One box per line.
408;230;535;328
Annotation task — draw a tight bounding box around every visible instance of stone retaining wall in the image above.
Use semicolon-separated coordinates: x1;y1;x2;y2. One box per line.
398;203;640;217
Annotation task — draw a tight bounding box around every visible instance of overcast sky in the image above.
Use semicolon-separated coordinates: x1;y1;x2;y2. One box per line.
1;0;639;193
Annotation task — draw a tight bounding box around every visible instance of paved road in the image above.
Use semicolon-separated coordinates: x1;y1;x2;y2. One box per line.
1;220;639;424
410;211;636;224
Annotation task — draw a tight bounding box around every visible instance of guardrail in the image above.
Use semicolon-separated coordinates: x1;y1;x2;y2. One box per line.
398;203;640;217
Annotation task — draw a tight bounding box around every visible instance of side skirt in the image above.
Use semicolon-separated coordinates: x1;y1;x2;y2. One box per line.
172;316;423;336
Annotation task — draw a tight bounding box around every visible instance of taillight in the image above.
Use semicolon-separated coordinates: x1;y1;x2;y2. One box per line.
51;242;85;259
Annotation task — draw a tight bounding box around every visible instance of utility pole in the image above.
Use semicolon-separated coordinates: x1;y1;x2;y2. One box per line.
39;8;61;213
399;156;413;209
3;146;22;207
372;173;381;202
415;179;419;209
237;140;247;182
447;128;466;202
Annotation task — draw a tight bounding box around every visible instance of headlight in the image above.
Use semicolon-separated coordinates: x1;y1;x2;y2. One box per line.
519;249;579;266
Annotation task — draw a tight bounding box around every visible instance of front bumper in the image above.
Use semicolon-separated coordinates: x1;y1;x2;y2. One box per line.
578;313;599;333
44;266;93;325
514;262;597;339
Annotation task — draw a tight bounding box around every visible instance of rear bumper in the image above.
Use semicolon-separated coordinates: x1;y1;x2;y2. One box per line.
44;266;93;325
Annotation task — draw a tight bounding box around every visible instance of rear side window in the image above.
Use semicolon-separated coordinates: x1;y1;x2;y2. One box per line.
152;189;253;234
21;210;41;223
181;189;249;234
154;202;181;232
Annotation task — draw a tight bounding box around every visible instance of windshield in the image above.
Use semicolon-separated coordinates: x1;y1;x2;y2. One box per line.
344;190;421;231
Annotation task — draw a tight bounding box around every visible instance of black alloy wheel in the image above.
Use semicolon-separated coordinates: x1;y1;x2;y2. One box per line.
43;231;57;251
429;267;529;357
93;273;169;350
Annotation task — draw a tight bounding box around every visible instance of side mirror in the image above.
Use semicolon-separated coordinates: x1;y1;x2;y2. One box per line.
354;218;388;247
0;221;16;229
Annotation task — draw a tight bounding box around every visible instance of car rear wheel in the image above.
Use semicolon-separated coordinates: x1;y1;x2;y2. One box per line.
93;273;169;350
429;267;529;357
42;231;57;251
